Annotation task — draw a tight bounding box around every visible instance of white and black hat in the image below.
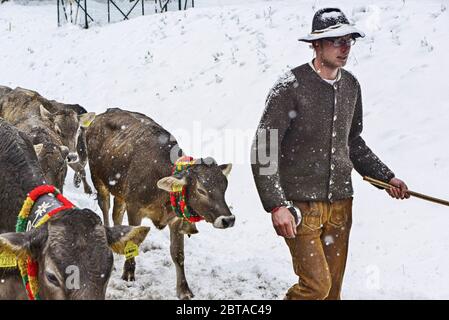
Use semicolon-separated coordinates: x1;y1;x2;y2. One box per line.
298;8;365;42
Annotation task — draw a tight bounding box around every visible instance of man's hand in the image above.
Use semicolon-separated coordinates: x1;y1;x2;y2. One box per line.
271;207;297;239
387;177;410;200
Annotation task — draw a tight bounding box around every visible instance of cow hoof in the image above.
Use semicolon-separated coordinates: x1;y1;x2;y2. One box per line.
84;185;93;195
178;289;194;300
121;272;135;282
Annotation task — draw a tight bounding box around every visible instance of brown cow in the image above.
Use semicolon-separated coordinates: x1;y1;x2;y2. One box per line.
86;108;235;299
44;100;93;194
0;119;150;300
0;87;94;192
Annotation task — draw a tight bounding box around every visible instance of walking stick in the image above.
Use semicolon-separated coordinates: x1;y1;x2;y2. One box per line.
363;176;449;207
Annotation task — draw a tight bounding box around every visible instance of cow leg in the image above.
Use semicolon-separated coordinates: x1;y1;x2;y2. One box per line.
92;178;111;227
70;162;82;188
83;179;92;195
121;205;142;281
112;197;126;226
73;171;82;188
169;219;194;300
79;167;93;195
122;258;136;282
76;127;91;194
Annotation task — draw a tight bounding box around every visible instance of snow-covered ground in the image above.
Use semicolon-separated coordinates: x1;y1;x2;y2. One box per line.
0;0;448;299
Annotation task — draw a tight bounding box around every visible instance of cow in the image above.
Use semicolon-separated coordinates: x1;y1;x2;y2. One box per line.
0;119;150;300
0;87;95;193
45;100;93;194
86;108;235;300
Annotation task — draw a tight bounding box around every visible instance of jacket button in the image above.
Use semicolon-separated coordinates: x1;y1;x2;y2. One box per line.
333;115;337;121
328;193;333;199
332;131;336;137
331;147;336;154
331;164;335;170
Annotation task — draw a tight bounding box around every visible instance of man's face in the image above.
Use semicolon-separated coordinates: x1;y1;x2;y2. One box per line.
316;35;354;68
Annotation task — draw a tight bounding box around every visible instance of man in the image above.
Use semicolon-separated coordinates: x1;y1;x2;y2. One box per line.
251;8;410;300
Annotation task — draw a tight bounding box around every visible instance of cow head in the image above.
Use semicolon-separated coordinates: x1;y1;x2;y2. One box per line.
39;105;95;164
157;157;235;229
33;143;68;192
0;209;149;300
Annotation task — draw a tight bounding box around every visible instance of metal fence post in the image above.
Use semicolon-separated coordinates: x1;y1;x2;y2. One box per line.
57;0;60;26
84;0;88;28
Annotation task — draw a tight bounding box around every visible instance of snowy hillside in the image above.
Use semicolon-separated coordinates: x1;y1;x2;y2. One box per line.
0;0;448;299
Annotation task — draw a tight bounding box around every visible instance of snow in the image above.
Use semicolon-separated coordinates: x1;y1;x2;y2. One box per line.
320;10;345;21
1;0;449;300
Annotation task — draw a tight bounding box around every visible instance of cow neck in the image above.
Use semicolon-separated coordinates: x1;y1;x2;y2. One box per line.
15;184;76;300
169;156;204;224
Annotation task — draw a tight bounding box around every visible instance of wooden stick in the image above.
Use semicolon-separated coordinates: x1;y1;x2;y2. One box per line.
363;176;449;207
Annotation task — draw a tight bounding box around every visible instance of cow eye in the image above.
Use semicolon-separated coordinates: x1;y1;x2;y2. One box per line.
198;188;208;197
45;272;60;287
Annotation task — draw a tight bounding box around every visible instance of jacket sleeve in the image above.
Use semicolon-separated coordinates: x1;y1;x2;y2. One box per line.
251;73;296;212
349;82;395;186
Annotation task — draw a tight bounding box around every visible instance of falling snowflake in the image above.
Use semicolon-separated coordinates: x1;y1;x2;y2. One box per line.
288;110;297;119
324;235;334;245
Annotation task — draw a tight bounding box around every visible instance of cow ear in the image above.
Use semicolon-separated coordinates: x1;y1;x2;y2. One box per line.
33;143;44;157
105;226;150;255
219;163;232;177
157;176;187;192
0;229;47;261
79;112;96;128
0;232;30;261
39;104;54;122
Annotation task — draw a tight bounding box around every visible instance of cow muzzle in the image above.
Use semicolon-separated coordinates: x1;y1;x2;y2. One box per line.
67;152;79;164
213;215;235;229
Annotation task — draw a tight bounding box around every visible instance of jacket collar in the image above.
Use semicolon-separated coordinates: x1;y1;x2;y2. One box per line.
308;59;342;85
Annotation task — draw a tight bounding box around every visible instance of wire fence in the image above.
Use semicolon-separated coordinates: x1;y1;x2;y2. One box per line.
56;0;194;28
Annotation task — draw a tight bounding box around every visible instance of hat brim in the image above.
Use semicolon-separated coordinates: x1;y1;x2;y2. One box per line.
298;25;365;42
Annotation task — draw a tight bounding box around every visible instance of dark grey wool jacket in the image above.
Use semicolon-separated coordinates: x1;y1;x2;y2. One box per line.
251;63;395;212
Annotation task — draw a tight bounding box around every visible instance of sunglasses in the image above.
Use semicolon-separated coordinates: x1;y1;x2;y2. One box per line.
323;37;356;47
